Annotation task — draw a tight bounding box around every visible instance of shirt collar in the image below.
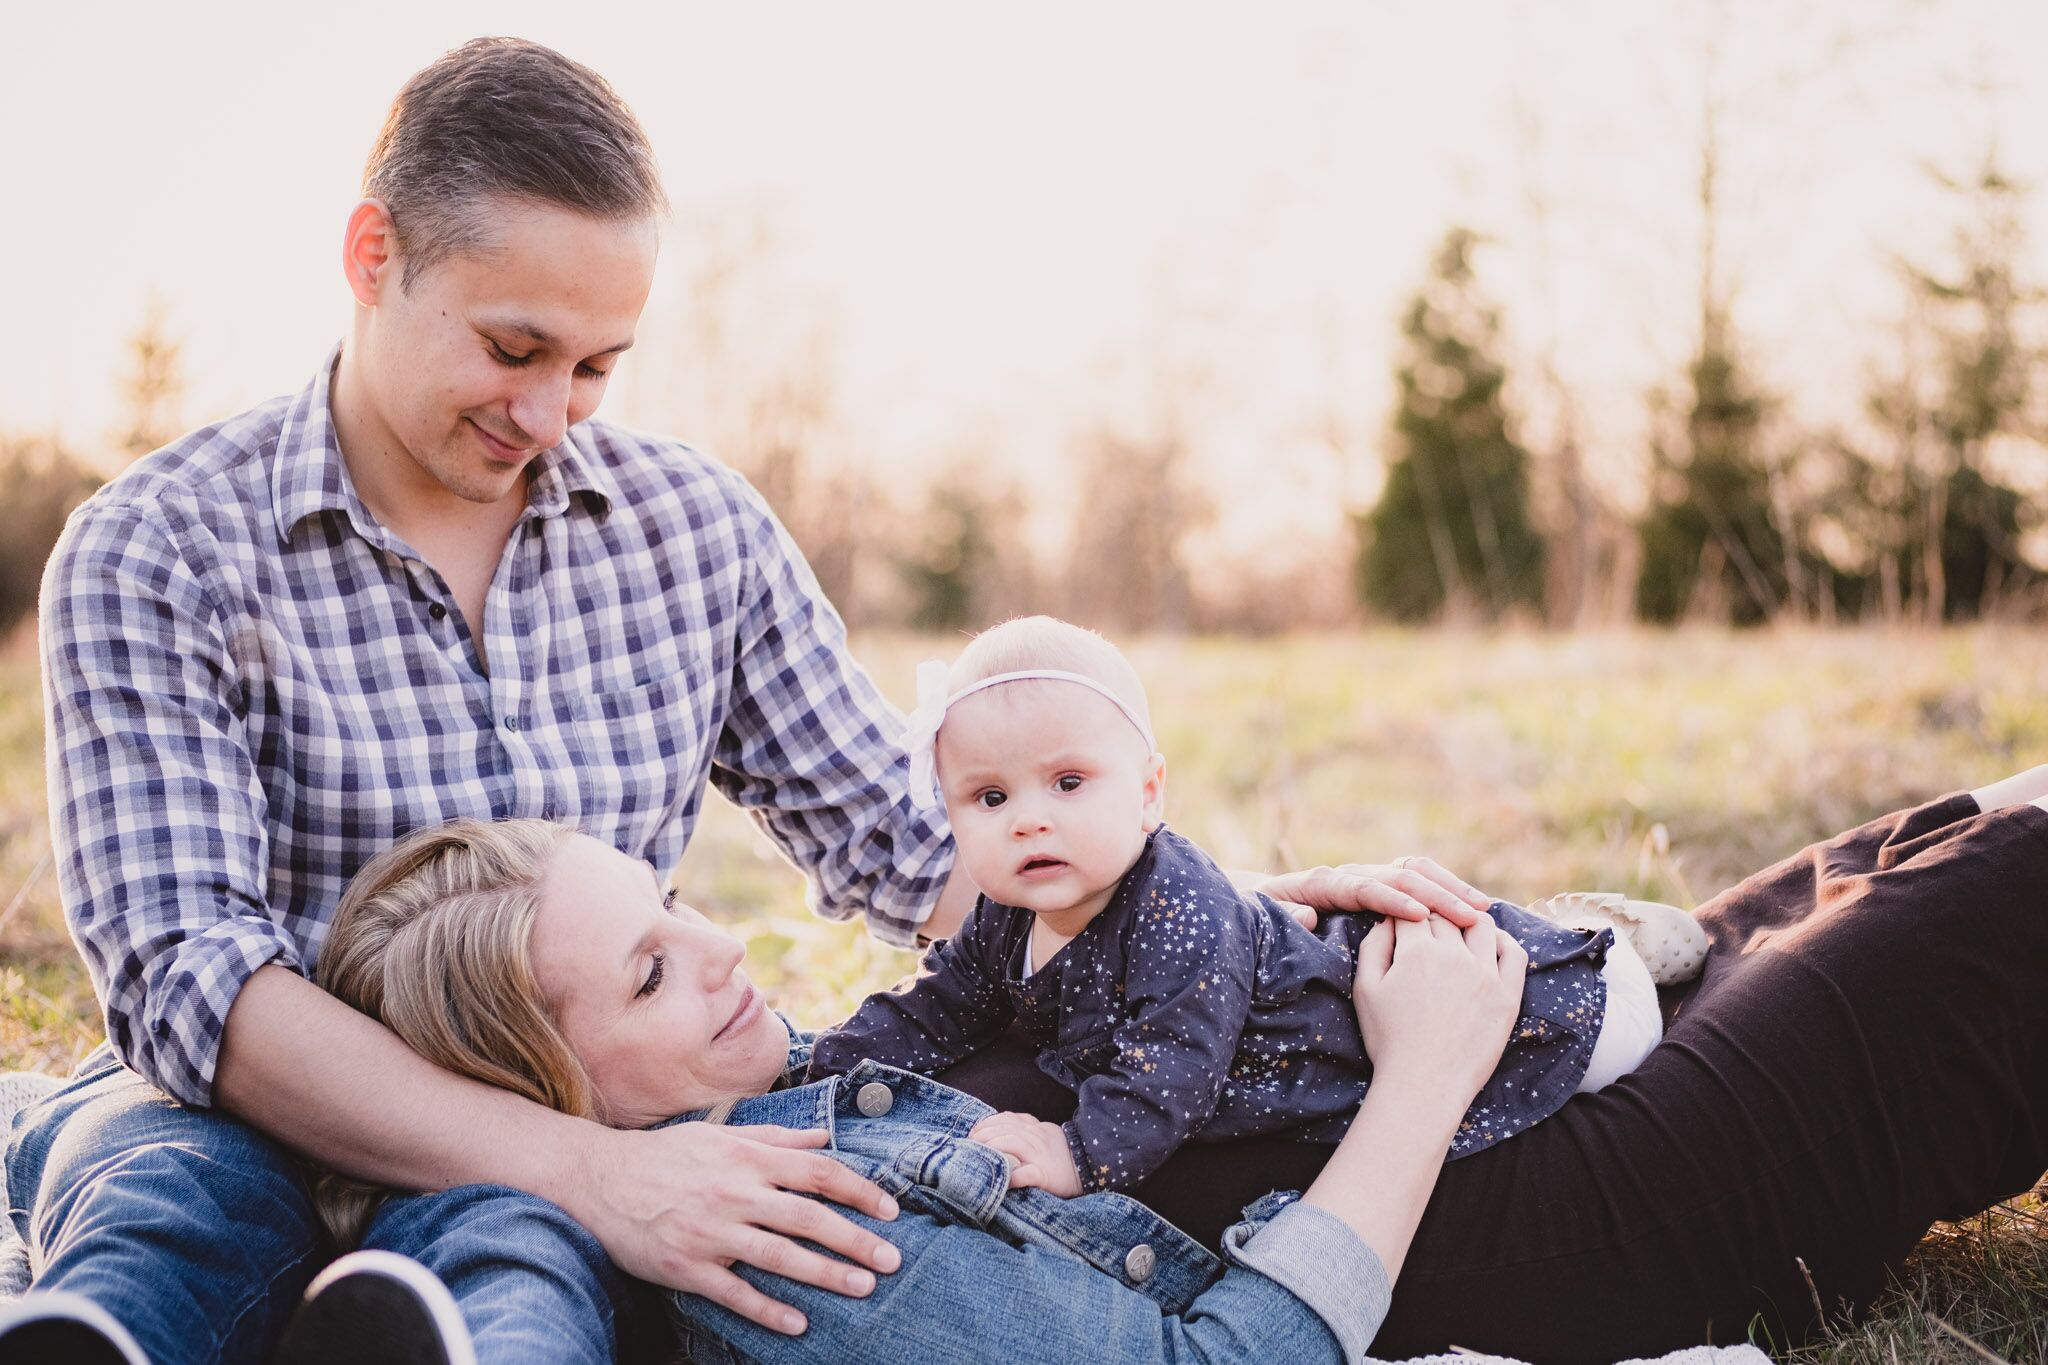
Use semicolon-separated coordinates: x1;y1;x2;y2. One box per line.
272;343;620;547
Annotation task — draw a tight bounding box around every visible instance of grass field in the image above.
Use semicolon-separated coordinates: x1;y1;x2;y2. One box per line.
2;625;2044;1361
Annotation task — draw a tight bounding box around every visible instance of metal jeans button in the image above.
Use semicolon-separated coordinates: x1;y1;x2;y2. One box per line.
1123;1243;1156;1283
855;1081;894;1117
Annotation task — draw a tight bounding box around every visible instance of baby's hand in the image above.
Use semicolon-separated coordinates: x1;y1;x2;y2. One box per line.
970;1111;1082;1197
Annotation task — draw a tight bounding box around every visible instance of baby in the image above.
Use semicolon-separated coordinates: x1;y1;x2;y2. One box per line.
810;617;1703;1196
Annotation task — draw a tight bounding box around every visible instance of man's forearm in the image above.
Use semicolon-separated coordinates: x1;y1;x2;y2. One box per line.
215;964;594;1206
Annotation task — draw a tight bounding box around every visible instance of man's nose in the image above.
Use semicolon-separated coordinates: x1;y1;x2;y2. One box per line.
506;368;573;450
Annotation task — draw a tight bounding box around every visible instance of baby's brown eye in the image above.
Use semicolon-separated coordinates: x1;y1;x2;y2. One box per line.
976;789;1007;809
1055;775;1083;793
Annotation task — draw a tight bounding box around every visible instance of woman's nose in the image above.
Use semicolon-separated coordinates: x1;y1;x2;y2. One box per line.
682;921;746;985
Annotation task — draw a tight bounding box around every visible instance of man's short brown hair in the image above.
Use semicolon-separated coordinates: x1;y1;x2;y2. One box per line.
363;37;668;288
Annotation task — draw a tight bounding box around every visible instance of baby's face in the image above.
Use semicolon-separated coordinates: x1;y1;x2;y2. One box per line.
529;833;790;1127
936;680;1164;923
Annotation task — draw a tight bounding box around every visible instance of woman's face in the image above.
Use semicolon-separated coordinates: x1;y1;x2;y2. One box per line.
530;833;790;1127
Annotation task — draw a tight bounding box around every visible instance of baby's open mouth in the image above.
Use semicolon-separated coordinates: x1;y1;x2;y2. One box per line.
1018;857;1067;875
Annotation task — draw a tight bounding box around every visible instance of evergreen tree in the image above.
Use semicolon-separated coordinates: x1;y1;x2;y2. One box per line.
1356;228;1545;623
1634;305;1786;624
1895;157;2038;619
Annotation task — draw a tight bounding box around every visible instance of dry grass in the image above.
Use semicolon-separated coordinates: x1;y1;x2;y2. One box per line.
3;623;2045;1360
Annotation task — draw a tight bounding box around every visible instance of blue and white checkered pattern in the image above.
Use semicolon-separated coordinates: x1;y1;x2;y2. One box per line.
38;348;952;1108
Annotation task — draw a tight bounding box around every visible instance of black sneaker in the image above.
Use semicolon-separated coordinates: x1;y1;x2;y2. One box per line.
271;1250;478;1365
0;1290;150;1365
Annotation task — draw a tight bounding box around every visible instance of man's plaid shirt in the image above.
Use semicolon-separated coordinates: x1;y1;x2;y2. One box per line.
39;350;952;1108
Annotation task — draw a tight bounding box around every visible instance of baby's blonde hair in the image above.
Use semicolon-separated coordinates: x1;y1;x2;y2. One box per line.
947;616;1153;737
311;817;595;1248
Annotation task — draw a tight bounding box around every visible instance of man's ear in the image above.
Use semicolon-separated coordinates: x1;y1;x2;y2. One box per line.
1141;752;1167;832
342;199;400;307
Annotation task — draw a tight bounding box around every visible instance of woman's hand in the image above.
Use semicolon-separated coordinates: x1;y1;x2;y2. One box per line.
1352;913;1526;1096
566;1121;904;1336
1254;856;1493;930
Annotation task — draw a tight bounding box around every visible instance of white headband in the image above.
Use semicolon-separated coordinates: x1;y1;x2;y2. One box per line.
902;660;1156;811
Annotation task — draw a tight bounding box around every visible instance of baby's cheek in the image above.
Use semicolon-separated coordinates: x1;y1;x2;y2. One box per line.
953;827;1010;887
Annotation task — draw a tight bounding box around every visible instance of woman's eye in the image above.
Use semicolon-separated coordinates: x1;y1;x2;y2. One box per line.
575;362;611;381
637;953;666;999
975;789;1007;809
1055;774;1083;793
487;341;533;367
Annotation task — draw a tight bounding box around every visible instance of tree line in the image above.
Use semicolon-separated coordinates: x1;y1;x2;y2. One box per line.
2;152;2040;641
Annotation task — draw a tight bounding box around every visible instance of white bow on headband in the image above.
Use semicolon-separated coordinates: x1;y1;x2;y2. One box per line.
902;660;1156;811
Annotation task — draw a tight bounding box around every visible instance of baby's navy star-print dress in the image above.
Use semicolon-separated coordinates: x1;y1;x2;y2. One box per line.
811;827;1611;1194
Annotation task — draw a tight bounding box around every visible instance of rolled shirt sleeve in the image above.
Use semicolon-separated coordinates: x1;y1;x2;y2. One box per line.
1224;1198;1394;1364
709;482;954;946
40;502;296;1107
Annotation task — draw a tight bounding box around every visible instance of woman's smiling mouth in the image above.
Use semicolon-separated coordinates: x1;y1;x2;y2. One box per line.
713;983;761;1042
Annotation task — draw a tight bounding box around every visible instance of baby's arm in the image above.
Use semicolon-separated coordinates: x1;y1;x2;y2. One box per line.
982;892;1260;1195
809;902;1018;1079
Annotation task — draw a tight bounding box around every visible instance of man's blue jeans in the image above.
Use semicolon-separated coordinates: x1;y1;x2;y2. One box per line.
4;1046;639;1364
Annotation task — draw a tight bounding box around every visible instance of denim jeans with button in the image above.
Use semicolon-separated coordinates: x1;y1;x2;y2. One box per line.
4;1045;640;1365
662;1052;1391;1365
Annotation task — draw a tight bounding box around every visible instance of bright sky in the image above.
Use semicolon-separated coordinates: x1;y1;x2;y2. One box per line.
6;2;2046;546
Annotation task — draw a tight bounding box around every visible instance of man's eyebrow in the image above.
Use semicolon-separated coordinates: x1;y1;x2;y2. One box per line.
488;318;635;357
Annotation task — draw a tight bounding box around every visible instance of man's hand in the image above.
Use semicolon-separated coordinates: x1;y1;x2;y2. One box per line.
970;1111;1082;1197
1253;856;1492;931
568;1122;905;1336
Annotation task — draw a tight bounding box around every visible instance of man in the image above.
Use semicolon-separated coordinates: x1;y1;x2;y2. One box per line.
9;38;952;1365
4;36;1481;1365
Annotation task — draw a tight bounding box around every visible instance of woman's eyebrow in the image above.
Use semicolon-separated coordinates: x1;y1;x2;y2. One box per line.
621;925;660;988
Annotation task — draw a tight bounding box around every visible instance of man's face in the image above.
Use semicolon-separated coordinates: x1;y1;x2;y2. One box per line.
353;199;659;506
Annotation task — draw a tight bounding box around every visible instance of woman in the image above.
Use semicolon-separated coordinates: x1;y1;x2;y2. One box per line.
312;817;1532;1364
321;772;2048;1363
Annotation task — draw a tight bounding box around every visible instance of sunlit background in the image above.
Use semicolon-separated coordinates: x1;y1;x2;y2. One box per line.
6;1;2047;633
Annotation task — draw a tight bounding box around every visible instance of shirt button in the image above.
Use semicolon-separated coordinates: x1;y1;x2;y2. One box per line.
855;1081;893;1118
1124;1243;1156;1284
429;603;447;621
503;715;520;733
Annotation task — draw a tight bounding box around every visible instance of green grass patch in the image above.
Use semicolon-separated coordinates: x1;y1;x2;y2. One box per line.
4;625;2045;1359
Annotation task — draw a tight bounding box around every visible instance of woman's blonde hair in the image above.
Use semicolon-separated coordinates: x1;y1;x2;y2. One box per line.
310;817;593;1248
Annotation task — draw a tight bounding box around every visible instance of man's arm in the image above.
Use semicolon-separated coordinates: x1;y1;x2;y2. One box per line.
706;477;956;945
39;500;899;1335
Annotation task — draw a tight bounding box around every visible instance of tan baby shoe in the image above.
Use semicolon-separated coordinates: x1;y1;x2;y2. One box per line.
1524;891;1709;985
